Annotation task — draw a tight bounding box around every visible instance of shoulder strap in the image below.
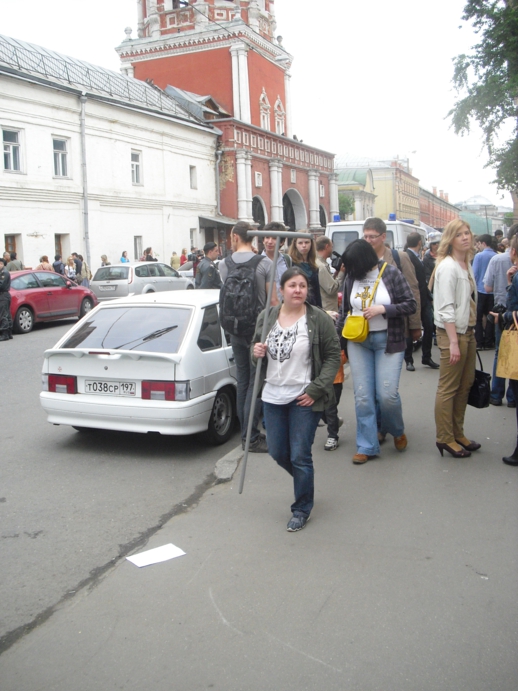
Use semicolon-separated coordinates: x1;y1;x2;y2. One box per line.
368;263;388;307
391;249;402;272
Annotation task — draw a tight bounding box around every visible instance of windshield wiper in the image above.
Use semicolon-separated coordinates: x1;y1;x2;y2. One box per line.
114;325;178;350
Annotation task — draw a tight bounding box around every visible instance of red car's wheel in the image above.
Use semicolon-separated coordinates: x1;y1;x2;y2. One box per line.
13;306;34;334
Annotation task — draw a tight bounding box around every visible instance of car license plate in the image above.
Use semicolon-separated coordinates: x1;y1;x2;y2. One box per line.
99;285;116;292
85;380;136;396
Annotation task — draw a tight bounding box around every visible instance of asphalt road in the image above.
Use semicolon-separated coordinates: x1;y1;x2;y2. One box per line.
0;319;239;652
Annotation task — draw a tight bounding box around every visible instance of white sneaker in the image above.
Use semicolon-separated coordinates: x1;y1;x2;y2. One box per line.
324;437;339;451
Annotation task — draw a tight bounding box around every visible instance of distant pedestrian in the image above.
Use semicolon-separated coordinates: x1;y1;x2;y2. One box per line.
144;247;157;262
6;252;23;272
72;252;83;278
35;255;53;271
77;254;92;287
53;254;65;275
195;242;222;289
180;248;188;266
0;256;13;341
100;255;110;267
120;251;130;263
64;256;77;282
473;233;497;349
170;251;180;270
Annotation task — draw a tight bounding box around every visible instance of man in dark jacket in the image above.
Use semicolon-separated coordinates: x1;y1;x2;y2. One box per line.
195;242;222;289
0;257;13;341
404;232;439;369
53;254;65;275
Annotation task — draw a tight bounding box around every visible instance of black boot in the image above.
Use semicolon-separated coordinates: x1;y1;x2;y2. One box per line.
7;328;13;339
0;331;9;342
503;442;518;466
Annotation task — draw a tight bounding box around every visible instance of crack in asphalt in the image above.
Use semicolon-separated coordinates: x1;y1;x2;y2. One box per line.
0;471;217;656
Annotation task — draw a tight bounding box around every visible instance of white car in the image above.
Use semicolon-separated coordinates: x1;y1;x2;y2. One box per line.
90;262;194;302
40;291;237;445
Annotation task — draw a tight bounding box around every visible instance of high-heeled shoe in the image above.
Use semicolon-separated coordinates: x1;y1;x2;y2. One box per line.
455;439;481;452
436;442;471;458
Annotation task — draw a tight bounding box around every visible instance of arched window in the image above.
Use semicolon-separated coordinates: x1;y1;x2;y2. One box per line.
274;97;285;135
259;88;271;131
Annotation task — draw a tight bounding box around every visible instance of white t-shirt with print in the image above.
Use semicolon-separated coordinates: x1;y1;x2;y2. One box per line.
262;313;312;405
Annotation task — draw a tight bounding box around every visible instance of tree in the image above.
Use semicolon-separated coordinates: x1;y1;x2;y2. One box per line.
449;1;518;199
338;193;355;220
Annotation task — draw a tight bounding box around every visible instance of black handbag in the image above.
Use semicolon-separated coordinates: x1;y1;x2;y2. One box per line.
468;350;491;409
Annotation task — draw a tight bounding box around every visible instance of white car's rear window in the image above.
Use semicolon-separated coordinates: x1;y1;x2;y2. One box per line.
93;267;130;281
61;306;192;353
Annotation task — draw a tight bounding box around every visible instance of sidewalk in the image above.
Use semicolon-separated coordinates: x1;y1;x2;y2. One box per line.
1;351;517;691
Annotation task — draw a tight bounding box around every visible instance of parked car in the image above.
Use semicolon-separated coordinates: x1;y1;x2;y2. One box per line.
40;290;237;445
90;262;194;302
9;270;97;334
326;220;428;254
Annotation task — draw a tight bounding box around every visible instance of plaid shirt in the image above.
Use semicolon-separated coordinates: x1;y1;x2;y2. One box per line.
338;261;417;353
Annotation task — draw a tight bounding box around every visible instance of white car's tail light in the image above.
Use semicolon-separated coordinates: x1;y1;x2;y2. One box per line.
141;381;189;401
48;374;77;394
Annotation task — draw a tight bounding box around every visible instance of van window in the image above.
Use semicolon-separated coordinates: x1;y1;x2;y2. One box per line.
385;231;394;248
329;231;360;255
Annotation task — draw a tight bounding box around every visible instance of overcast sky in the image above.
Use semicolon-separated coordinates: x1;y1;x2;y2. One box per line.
2;0;513;208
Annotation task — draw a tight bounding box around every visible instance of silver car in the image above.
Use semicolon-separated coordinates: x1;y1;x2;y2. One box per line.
90;262;194;302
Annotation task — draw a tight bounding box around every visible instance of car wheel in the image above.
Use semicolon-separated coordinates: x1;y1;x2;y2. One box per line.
145;290;155;294
186;284;194;290
14;306;34;334
79;297;93;318
205;387;235;445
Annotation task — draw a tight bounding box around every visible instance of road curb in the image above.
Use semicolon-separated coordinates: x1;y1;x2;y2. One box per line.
214;444;243;483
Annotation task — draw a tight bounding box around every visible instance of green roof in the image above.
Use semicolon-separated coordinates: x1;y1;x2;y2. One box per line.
336;168;368;186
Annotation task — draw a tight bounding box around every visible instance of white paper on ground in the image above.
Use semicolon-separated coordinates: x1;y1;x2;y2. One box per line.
126;543;186;568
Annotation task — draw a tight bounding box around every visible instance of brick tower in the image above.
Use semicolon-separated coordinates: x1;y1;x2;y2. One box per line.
117;1;338;239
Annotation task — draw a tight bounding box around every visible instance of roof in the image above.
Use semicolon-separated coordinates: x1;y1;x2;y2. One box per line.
0;33;205;124
336;168;369;186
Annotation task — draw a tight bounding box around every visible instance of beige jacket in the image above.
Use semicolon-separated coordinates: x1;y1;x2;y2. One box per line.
316;256;341;311
434;256;477;334
381;247;421;330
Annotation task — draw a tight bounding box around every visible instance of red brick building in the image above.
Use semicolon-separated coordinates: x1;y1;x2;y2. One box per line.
419;187;460;230
116;0;338;247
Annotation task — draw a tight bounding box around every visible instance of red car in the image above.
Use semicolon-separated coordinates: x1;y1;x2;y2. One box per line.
9;270;98;334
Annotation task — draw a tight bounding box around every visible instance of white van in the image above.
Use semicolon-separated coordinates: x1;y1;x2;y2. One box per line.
326;220;427;255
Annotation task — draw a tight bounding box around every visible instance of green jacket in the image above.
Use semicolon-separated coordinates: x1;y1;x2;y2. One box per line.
251;303;341;412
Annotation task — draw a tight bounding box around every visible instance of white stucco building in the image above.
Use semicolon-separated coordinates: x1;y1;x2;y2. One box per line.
0;34;219;270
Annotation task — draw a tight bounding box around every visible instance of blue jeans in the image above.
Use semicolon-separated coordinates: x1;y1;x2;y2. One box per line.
347;331;405;455
491;320;515;404
263;400;321;517
231;335;262;443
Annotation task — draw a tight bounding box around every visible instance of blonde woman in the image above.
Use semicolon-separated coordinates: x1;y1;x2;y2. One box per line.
433;220;479;458
64;256;77;282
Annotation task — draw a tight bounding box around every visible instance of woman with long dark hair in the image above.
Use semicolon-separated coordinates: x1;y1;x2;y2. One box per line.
252;267;340;531
288;234;322;307
340;239;416;464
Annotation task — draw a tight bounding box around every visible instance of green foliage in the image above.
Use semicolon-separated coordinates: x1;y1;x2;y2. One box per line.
338;193;355;219
449;0;518;191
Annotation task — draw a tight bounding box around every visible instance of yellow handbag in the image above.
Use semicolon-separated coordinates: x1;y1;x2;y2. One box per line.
496;311;518;380
342;263;387;343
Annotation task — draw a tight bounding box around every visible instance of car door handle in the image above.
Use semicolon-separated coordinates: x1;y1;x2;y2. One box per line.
228;357;235;362
46;291;53;295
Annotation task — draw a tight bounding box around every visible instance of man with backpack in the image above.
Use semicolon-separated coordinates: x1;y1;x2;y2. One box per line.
53;254;65;275
219;222;278;453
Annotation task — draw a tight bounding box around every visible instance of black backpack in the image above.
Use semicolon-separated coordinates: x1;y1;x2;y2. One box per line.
219;254;265;338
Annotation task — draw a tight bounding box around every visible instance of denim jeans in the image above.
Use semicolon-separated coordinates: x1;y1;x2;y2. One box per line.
347;331;405;455
230;335;262;443
263;400;321;517
491;320;515;404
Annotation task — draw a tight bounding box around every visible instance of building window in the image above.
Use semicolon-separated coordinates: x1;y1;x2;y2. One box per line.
189;165;197;189
272;142;277;154
310;154;314;164
251;135;257;148
284;145;289;157
3;129;21;172
259;88;271;131
258;137;264;150
320;184;325;198
5;234;16;254
289;147;294;158
290;169;296;183
274;97;285;135
131;151;142;185
53;138;68;177
265;140;271;152
295;149;300;160
255;171;263;187
305;152;309;162
243;132;249;145
235;129;242;143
